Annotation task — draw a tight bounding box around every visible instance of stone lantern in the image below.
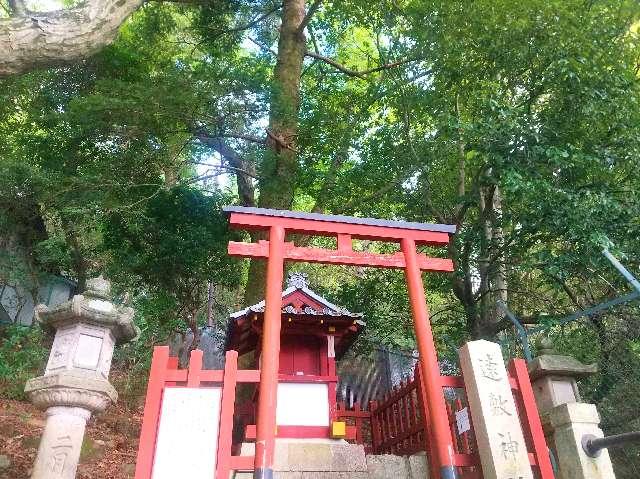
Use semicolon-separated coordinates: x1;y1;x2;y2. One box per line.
25;276;138;479
527;337;598;414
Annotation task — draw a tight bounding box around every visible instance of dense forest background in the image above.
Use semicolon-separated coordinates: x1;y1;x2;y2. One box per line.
1;0;640;475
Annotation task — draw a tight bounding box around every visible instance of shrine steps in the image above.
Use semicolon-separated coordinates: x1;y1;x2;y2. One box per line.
232;440;429;478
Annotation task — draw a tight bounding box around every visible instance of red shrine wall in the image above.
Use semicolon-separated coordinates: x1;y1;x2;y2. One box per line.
278;335;322;376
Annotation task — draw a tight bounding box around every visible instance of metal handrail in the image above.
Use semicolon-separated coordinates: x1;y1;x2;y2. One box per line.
499;248;640;363
582;432;640;458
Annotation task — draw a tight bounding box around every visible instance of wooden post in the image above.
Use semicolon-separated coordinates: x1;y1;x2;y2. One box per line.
217;350;239;479
135;346;170;479
509;359;555;479
254;225;286;479
402;238;457;479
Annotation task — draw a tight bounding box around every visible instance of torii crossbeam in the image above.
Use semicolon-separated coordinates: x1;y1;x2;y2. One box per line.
224;206;458;479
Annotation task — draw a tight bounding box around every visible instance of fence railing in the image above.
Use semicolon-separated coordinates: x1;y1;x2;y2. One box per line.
369;372;426;456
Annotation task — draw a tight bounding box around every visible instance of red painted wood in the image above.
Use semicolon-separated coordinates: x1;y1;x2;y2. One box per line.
245;424;331;439
228;240;454;271
278;335;321;376
345;425;358;441
452;453;480;467
278;336;295;375
165;369;188;382
227;211;452;245
226;208;456;474
165;357;179;386
277;374;339;383
216;350;239;479
415;365;443;479
337;233;352;251
281;289;329;313
353;402;363;444
167;357;179;369
334;361;551;479
230;456;255;471
186;349;203;387
402;237;456;475
370;400;381;453
456;398;472;455
236;370;261;382
440;375;465;388
320;337;329;377
328;381;337;422
446;402;457;453
134;346;170;479
254;225;286;473
509;359;555;479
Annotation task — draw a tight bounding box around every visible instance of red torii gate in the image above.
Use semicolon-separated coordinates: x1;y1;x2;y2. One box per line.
224;206;458;479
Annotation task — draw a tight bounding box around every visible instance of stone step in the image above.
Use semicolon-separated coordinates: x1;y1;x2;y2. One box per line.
232;440;429;478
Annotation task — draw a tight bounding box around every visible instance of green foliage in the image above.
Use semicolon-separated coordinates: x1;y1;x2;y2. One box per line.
103;186;241;325
1;8;640;476
103;186;239;293
0;326;48;400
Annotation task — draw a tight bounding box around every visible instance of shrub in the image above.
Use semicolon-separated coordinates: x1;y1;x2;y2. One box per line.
0;325;48;400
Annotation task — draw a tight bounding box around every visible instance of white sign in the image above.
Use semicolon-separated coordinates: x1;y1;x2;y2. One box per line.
276;383;330;426
459;340;533;479
152;387;222;479
455;407;471;434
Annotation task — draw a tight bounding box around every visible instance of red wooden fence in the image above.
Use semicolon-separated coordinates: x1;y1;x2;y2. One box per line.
336;358;554;479
135;347;258;479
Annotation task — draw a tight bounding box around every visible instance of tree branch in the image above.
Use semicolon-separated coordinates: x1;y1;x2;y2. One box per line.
218;132;265;144
297;0;322;34
0;0;145;77
203;3;282;41
248;36;278;56
195;131;257;207
304;50;417;78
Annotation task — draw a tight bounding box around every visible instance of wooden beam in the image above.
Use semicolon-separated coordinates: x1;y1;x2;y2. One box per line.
228;240;454;272
227;211;452;245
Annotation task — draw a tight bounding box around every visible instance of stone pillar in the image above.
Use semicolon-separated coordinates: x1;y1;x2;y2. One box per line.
528;337;616;479
25;277;139;479
460;340;534;479
550;403;616;479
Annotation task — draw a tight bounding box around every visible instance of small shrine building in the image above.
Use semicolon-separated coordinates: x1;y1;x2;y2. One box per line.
226;272;365;440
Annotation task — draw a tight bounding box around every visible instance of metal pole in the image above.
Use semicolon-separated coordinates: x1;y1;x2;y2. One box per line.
254;225;286;479
401;238;457;479
582;432;640;458
497;301;533;362
603;249;640;295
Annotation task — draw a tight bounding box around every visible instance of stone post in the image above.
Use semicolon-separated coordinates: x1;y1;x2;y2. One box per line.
550;403;616;479
528;337;616;479
25;277;139;479
460;340;534;479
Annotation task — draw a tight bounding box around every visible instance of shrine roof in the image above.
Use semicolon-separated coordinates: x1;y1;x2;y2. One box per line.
226;272;365;357
229;272;363;320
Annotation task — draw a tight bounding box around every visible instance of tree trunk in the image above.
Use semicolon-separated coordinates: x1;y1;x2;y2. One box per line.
207;281;214;327
473;180;507;340
0;0;144;77
244;0;307;305
61;217;88;293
